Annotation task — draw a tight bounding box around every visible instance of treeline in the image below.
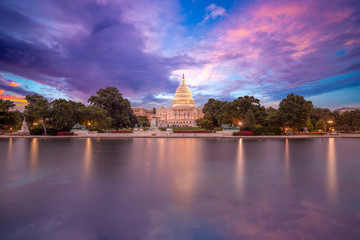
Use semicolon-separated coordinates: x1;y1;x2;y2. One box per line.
0;87;149;135
196;93;360;134
1;90;360;135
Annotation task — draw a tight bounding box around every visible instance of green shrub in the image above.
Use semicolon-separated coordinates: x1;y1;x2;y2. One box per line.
30;127;58;135
232;132;239;136
30;128;44;135
253;125;282;135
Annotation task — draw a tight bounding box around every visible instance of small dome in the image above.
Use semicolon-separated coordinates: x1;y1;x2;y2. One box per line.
172;75;195;107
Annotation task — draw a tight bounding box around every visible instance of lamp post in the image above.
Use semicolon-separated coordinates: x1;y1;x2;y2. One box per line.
239;122;242;131
328;120;334;133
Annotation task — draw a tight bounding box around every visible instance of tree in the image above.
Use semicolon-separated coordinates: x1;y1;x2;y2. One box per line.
49;99;86;131
201;98;227;128
81;105;112;130
0;99;21;129
278;94;313;131
0;99;15;113
265;107;283;127
88;87;136;129
196;116;215;130
306;117;314;132
243;110;256;130
24;94;50;135
315;119;326;130
335;110;360;130
231;96;266;124
311;108;333;127
136;116;150;127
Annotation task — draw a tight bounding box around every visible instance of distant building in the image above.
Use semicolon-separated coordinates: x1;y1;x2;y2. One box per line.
334;107;360;114
132;75;204;127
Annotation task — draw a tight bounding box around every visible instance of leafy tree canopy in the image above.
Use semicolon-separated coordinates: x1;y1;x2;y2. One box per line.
279;94;313;131
24;94;50;134
88;87;136;129
81;105;112;130
0;99;21;129
315;119;326;131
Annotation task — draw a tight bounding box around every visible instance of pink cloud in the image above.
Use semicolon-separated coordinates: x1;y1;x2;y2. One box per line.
185;0;360;101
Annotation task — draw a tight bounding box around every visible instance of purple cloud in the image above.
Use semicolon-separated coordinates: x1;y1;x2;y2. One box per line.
0;0;202;104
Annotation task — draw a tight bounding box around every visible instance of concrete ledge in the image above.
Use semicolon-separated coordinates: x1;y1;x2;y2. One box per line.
1;134;359;139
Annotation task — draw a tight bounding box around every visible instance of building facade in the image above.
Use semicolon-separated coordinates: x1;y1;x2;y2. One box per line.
132;75;203;127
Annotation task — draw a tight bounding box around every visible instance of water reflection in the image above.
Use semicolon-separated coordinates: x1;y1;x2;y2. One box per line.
1;138;360;240
327;138;337;203
284;138;290;184
30;138;38;171
7;138;13;166
173;138;198;205
83;138;92;182
235;138;245;195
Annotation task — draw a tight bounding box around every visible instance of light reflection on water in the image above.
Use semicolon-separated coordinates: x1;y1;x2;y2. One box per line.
0;137;359;240
30;138;38;172
83;138;92;183
284;138;290;185
235;138;244;196
327;138;337;203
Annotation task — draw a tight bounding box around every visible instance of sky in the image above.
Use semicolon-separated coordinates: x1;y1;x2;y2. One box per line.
0;0;359;110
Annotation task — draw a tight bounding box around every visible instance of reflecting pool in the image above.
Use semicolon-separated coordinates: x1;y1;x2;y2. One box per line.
0;138;360;240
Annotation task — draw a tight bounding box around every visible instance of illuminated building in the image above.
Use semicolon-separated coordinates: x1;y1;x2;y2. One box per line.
132;75;203;127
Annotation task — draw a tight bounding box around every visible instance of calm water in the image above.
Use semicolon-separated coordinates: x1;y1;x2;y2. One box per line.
0;138;360;240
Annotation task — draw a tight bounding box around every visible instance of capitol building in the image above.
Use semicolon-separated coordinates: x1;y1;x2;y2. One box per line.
132;75;204;127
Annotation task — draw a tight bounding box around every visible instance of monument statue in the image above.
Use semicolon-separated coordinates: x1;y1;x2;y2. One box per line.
221;124;240;130
149;107;159;131
71;123;88;130
17;118;30;134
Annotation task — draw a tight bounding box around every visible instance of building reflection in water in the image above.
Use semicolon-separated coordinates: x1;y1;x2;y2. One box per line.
83;138;92;183
327;138;337;203
284;138;290;184
235;138;245;196
30;138;39;171
173;138;198;205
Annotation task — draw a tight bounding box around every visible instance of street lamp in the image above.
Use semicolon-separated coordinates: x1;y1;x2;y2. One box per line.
328;120;334;133
239;122;242;131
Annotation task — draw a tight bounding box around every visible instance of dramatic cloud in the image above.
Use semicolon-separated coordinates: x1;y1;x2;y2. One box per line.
0;0;195;104
180;0;360;108
0;0;359;109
